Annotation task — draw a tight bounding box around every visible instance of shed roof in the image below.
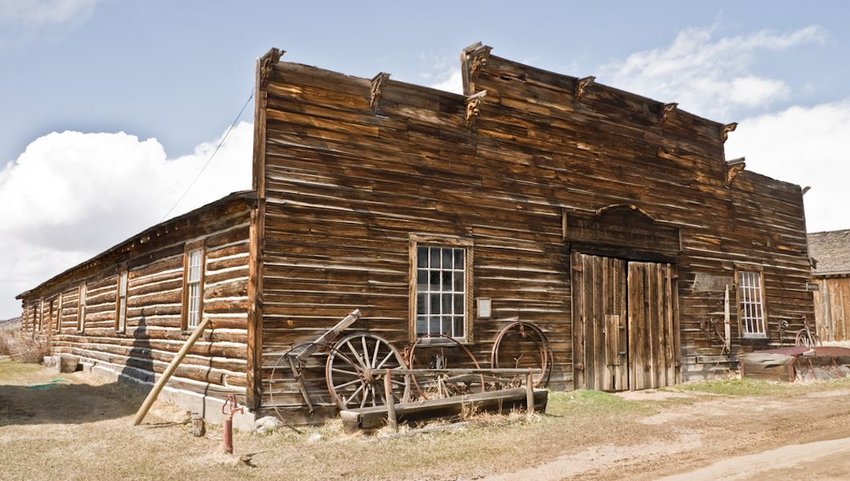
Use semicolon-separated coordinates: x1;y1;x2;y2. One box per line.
16;190;257;299
808;229;850;277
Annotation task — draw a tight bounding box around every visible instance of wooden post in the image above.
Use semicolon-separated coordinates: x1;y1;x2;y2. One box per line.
132;317;211;426
525;369;535;419
384;369;397;432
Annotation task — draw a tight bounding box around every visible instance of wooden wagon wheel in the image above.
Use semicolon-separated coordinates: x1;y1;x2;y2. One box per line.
325;332;409;410
490;321;553;387
405;334;485;399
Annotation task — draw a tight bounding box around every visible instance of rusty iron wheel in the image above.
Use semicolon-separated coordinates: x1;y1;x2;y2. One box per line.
325;332;409;410
405;334;484;400
490;321;553;387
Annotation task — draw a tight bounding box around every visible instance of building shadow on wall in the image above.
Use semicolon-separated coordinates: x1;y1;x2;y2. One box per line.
121;310;154;386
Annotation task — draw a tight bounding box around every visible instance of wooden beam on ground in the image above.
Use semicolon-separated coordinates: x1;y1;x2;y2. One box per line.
340;387;549;433
132;317;211;426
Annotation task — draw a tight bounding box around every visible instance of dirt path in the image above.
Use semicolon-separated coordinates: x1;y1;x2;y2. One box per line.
481;388;850;481
4;360;850;481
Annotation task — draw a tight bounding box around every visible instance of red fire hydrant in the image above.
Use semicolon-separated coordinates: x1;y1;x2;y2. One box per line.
221;394;244;454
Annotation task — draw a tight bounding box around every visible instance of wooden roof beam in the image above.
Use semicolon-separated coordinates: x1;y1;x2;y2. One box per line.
461;42;492;95
575;76;595;101
725;157;746;185
465;90;487;130
259;47;284;88
721;122;737;143
659;103;678;125
369;72;391;112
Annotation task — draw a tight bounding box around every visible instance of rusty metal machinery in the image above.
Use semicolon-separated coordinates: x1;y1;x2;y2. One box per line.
490;321;553;387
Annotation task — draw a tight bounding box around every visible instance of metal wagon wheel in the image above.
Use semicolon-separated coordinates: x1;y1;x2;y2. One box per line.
405;334;485;400
795;328;821;348
325;332;409;410
490;321;553;387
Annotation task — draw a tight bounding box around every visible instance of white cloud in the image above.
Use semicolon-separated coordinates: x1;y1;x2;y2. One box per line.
725;99;850;233
0;0;96;25
601;25;826;119
0;122;253;318
429;68;463;94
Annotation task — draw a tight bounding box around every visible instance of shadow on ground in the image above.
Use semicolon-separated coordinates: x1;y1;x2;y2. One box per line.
0;379;143;427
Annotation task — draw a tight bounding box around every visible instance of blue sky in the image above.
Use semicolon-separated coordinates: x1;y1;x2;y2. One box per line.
1;0;849;317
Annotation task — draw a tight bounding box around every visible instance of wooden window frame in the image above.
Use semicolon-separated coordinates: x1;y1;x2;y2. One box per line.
77;282;87;334
408;233;474;345
55;292;63;333
735;265;768;339
181;244;206;332
115;268;129;334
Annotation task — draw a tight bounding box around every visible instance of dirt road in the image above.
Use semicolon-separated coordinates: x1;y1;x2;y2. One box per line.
3;360;850;481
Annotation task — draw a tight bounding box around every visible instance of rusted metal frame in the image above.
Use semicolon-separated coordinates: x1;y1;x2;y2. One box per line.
490;320;554;387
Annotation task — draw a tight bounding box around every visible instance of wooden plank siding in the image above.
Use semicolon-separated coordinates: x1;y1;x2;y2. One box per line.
253;45;813;418
17;193;256;404
814;277;850;341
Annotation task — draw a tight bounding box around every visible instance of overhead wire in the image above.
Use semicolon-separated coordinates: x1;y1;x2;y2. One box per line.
158;88;255;222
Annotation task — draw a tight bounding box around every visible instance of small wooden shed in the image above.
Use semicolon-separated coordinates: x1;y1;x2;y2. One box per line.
809;230;850;341
17;44;815;425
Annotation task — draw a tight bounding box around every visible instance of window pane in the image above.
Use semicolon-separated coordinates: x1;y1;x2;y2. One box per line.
417;247;428;268
430;294;440;315
453;316;464;338
429;271;440;291
441;316;452;336
442;249;452;269
416;293;427;316
454;294;464;314
429;248;440;270
417;316;428;335
453;248;464;269
442;294;452;316
417;271;427;292
428;316;440;337
442;271;452;291
453;271;464;291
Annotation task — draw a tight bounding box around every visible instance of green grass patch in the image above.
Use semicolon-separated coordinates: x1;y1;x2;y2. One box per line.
546;389;648;417
675;378;793;396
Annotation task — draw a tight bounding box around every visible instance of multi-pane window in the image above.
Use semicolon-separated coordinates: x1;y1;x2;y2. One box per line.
77;283;87;332
415;246;466;339
739;270;767;338
185;249;204;329
117;270;128;332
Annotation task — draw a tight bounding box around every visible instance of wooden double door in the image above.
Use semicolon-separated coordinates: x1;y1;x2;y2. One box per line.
571;253;680;391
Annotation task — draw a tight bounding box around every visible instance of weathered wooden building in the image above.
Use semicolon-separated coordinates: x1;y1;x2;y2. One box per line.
18;44;814;424
809;230;850;341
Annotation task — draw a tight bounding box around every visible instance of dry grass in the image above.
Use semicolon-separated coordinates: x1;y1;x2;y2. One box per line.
4;361;850;481
0;329;50;363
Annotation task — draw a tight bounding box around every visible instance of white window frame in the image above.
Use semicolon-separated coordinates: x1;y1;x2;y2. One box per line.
116;270;129;333
183;248;205;330
77;282;87;333
737;269;767;339
409;234;473;343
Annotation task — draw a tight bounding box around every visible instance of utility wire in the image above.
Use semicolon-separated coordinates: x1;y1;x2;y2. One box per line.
159;88;255;222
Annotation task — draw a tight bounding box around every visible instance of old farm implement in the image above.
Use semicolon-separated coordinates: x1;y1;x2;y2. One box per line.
269;310;552;430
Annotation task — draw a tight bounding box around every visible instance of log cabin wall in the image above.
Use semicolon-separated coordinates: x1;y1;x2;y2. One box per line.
253;44;813;418
18;193;256;405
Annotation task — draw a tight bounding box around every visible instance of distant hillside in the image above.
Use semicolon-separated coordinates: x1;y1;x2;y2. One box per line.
0;316;21;330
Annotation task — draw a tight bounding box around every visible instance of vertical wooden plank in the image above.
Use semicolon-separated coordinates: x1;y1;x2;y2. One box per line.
593;256;605;391
596;257;614;391
571;251;585;390
627;263;638;390
663;264;676;386
617;258;628;391
643;263;656;389
672;269;682;384
653;264;665;388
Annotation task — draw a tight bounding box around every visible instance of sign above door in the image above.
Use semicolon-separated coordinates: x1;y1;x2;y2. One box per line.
563;204;681;260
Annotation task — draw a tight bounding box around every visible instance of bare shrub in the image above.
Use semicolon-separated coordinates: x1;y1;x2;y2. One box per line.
0;330;50;363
